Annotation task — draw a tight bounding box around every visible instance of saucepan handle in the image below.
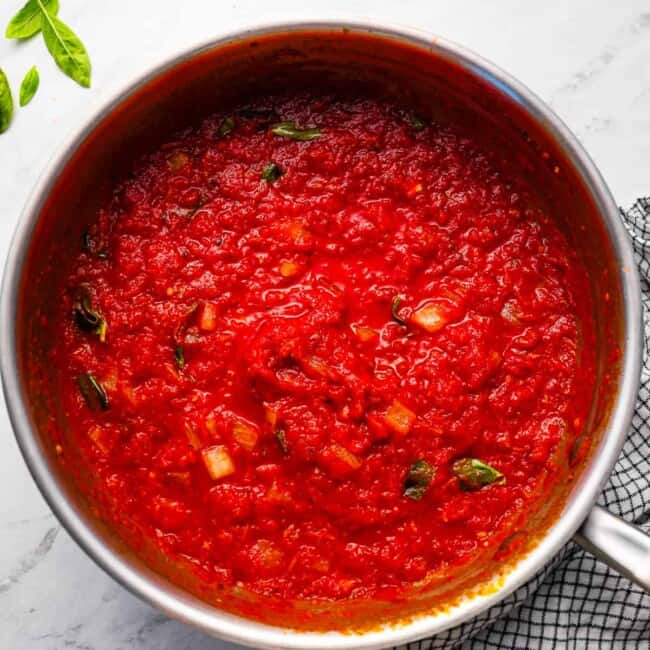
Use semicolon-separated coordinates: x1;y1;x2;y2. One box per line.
573;504;650;592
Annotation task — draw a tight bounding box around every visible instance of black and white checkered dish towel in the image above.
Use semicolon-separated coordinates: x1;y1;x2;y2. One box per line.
397;198;650;650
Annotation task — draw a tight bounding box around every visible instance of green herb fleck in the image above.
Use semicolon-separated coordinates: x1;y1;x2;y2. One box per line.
218;116;235;137
74;287;107;342
408;113;426;131
404;459;435;500
270;121;322;141
82;229;108;258
19;66;39;107
78;373;109;411
452;458;505;491
174;345;185;370
261;162;283;183
275;429;288;454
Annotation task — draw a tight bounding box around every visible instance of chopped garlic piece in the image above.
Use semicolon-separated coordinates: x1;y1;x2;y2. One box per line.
384;399;416;435
198;302;218;332
232;420;259;450
330;444;362;469
201;445;235;480
412;303;448;333
279;260;300;277
352;324;378;342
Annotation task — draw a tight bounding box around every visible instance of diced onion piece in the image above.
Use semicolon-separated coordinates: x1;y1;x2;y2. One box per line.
87;425;110;454
306;356;334;378
121;383;137;405
249;539;284;571
232;420;259;450
287;221;311;243
166;471;191;486
204;414;217;436
167;151;189;170
279;260;300;277
500;300;522;325
201;445;235;480
330;444;362;470
264;404;278;429
198;301;218;332
266;481;291;503
352;324;378;342
384;399;416;435
411;303;448;333
102;368;118;392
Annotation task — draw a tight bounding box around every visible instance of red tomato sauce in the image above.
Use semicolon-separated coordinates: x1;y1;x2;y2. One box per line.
51;93;595;602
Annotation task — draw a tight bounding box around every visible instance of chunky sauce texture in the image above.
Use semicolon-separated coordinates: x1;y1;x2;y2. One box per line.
52;94;595;602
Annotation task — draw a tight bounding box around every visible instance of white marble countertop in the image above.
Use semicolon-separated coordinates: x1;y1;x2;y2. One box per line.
1;1;649;648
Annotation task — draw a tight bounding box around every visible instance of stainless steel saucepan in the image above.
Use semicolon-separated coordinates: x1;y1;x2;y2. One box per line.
1;20;648;650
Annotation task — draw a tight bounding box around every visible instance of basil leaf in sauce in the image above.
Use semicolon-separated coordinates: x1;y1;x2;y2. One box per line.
275;429;289;454
74;287;107;342
174;344;185;370
452;458;505;491
0;69;13;134
408;113;426;131
40;7;91;88
5;0;58;39
262;162;283;183
82;229;108;259
218;116;235;137
270;121;322;141
404;459;435;500
19;66;39;106
78;373;109;411
391;295;406;325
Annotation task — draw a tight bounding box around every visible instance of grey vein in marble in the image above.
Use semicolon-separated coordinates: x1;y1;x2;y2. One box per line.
551;12;650;101
0;526;60;595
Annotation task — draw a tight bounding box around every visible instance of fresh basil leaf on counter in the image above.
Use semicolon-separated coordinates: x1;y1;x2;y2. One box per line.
19;66;39;106
5;0;59;39
0;69;14;134
40;9;91;87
